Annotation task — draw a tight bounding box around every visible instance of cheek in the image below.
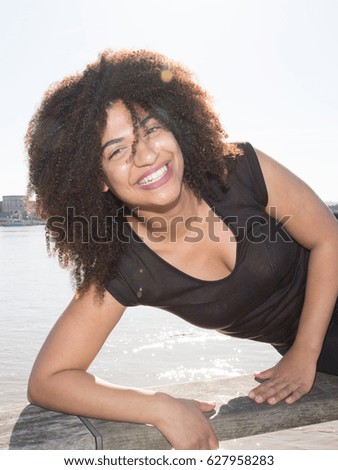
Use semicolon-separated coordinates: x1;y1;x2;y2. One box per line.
174;145;184;174
103;166;129;196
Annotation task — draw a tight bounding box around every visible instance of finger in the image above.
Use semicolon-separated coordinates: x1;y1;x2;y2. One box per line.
249;380;287;403
266;384;295;404
285;388;306;404
248;380;275;400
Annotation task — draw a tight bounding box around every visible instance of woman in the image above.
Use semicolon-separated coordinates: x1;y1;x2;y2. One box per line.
26;49;338;450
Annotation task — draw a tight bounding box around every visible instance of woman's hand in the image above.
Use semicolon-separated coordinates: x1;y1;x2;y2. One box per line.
153;394;218;450
248;346;317;405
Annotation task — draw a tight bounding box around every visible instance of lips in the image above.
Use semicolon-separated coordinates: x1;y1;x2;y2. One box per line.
136;161;173;190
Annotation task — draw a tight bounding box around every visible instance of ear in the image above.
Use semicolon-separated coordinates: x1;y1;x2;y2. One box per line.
102;182;109;193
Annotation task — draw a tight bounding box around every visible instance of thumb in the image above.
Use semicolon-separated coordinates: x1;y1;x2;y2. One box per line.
254;367;274;380
196;400;217;412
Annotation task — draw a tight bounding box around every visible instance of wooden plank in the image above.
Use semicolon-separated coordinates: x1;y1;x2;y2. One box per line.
1;372;338;450
86;372;338;449
0;405;94;450
212;374;338;441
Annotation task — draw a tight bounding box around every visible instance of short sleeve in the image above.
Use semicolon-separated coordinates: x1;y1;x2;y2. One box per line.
104;250;143;307
105;275;134;307
234;142;269;208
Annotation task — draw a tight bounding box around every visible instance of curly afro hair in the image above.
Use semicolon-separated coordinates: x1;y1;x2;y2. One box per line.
26;49;241;298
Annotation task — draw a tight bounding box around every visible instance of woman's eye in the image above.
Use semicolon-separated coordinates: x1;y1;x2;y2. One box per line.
145;125;162;136
109;147;126;160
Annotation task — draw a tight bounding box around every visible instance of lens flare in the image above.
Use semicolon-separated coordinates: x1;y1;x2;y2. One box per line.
161;69;173;83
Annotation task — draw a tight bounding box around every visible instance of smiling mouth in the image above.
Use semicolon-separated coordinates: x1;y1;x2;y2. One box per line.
138;164;169;186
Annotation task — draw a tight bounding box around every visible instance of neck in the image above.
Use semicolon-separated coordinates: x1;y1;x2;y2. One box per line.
128;185;202;242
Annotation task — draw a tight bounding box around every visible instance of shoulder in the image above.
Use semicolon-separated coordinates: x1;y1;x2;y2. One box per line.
252;147;338;250
253;147;315;210
233;143;318;211
225;142;269;207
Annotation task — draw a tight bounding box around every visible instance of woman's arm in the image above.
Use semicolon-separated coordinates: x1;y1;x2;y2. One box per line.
248;148;338;405
27;284;218;449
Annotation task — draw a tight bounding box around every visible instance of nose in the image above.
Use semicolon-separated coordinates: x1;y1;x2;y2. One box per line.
132;136;159;167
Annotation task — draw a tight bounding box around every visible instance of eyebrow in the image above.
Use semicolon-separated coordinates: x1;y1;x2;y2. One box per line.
101;114;155;152
139;114;154;127
101;136;124;153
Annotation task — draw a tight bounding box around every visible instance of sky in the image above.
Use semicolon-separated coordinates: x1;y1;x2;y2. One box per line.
0;0;337;202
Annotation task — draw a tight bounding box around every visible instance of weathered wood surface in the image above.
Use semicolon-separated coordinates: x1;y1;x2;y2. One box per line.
1;372;338;450
0;405;94;450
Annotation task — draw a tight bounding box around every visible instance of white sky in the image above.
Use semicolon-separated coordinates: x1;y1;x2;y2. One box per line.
0;0;337;202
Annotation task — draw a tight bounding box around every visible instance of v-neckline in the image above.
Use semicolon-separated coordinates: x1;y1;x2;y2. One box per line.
124;193;239;284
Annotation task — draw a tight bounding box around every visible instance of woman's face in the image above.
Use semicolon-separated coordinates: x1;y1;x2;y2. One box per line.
101;100;185;213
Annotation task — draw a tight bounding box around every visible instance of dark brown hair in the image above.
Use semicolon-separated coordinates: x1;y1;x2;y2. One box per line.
26;49;241;297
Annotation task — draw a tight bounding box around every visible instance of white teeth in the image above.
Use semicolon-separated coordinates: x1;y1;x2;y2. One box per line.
139;165;168;185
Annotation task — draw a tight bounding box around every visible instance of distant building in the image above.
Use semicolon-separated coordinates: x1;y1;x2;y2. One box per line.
0;195;42;226
2;195;27;216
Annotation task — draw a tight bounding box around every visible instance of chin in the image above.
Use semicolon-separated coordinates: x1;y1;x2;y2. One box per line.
139;190;183;214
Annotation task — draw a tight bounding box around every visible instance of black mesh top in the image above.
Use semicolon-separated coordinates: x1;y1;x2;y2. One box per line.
105;142;311;349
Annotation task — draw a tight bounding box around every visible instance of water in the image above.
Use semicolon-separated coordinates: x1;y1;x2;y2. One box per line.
0;226;280;409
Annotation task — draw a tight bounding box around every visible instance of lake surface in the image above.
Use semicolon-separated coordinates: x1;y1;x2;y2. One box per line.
0;226;280;409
